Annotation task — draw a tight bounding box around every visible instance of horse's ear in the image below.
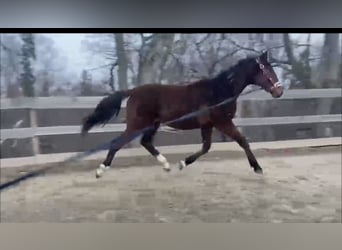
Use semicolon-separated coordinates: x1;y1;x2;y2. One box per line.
259;50;269;63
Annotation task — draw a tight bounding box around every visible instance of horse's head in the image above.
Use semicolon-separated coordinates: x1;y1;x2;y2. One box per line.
252;51;283;98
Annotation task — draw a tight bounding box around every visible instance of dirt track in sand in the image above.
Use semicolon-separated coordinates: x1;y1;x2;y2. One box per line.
1;146;341;222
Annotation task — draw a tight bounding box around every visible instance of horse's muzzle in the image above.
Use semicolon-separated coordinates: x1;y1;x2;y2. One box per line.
270;82;283;98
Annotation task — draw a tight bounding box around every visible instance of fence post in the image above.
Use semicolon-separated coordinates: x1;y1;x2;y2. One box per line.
29;108;40;156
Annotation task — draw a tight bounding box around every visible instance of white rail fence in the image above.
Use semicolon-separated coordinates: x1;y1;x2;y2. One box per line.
1;88;341;159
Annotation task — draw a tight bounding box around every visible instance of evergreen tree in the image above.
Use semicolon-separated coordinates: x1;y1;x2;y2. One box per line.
20;34;36;97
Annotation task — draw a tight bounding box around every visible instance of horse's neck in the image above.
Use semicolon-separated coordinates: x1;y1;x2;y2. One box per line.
221;78;248;99
233;81;249;97
229;69;252;97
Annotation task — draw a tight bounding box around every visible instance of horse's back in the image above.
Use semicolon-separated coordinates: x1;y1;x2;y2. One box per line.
125;82;237;131
126;83;193;123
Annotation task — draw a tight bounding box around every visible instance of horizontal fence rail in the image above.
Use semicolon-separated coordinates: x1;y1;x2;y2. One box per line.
1;88;341;160
1;114;341;140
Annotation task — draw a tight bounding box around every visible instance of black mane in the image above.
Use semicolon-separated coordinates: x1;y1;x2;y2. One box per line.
205;56;257;105
213;56;256;81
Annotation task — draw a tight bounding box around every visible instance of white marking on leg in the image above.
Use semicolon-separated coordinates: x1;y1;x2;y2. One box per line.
156;154;170;170
96;163;110;178
179;160;186;170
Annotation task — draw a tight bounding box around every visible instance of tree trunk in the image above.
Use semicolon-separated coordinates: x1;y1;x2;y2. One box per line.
313;34;340;135
1;45;20;97
315;33;341;88
114;33;128;90
41;71;51;97
137;34;175;84
283;33;312;88
283;33;295;64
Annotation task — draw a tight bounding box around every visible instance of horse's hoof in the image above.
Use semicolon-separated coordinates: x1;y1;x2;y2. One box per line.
163;167;171;172
95;169;103;178
254;167;263;174
96;165;105;178
179;160;186;170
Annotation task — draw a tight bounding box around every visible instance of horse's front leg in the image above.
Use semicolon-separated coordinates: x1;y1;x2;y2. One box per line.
215;120;263;174
179;127;212;170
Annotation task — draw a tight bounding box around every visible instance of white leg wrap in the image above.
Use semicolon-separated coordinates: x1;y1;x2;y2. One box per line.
96;163;110;178
156;154;170;170
179;160;186;170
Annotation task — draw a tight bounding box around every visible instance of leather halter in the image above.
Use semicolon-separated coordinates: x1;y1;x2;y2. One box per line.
256;58;282;91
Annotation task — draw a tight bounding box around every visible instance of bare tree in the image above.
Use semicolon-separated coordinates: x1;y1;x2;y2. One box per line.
34;34;66;96
80;70;93;96
81;33;333;92
114;33;128;90
81;33;131;91
227;33;320;89
108;62;117;91
136;33;175;84
282;33;312;88
0;34;22;97
314;33;341;88
163;34;242;82
81;34;119;91
158;34;190;83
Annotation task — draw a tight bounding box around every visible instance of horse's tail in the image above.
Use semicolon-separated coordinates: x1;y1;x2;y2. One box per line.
81;90;131;136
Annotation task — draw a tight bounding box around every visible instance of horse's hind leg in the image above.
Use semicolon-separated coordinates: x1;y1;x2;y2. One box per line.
96;130;133;178
179;127;212;170
140;123;171;172
96;148;117;178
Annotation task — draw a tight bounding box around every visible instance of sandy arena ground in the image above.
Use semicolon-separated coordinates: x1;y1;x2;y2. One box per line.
1;146;341;222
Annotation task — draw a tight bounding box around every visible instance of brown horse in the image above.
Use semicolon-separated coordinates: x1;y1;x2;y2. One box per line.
81;51;283;178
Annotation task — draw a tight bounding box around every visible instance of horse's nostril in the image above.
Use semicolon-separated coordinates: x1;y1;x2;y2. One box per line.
271;85;283;98
276;89;283;97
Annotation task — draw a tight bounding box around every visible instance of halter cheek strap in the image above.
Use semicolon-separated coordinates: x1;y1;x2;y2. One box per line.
256;58;282;90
